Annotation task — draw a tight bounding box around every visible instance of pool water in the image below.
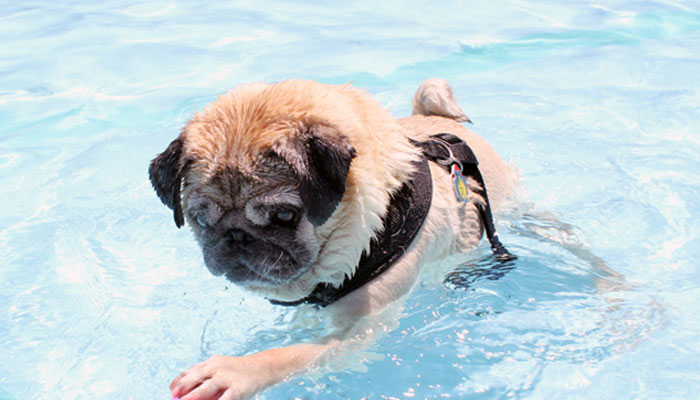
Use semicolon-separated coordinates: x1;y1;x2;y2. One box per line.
1;1;699;399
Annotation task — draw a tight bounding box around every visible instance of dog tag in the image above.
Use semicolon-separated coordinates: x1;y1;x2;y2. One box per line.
451;164;469;203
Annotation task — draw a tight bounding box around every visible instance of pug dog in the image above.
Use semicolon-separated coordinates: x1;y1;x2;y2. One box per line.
149;78;515;400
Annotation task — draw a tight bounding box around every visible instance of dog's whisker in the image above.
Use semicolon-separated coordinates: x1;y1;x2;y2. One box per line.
269;251;284;270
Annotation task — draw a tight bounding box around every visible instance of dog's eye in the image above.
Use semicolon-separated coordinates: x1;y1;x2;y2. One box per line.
195;216;208;228
271;209;298;226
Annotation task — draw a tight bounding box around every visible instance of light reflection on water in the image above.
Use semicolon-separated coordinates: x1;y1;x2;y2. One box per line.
1;1;698;399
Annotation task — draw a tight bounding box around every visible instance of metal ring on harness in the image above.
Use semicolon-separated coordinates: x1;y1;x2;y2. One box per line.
427;136;464;171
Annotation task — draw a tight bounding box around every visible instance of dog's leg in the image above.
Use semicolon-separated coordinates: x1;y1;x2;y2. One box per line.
169;294;407;400
509;207;628;294
170;338;344;400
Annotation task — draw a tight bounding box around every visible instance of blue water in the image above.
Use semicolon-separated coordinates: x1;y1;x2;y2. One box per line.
1;1;699;399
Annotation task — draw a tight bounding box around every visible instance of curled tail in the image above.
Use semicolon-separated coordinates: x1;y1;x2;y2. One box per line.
412;78;472;123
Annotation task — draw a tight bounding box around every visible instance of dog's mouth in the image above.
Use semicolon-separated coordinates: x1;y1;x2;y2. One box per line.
223;266;307;287
204;246;310;287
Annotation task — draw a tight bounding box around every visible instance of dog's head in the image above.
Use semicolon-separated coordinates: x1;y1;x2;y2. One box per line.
149;82;357;288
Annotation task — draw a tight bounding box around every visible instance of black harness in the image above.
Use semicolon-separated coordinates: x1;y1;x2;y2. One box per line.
270;133;514;307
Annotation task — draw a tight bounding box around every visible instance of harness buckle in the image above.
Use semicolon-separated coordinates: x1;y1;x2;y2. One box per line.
431;138;464;171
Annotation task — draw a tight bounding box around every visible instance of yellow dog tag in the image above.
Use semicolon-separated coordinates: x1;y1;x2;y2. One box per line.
451;164;469;203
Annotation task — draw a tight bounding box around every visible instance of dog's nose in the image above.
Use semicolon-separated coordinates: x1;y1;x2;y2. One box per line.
230;228;254;244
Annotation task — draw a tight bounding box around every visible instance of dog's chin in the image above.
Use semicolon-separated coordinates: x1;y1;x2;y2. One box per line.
226;266;310;288
205;256;311;288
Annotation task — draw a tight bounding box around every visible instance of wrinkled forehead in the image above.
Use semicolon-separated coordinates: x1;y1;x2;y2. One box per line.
183;152;298;210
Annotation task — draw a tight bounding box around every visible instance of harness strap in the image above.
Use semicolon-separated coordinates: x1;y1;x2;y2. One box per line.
269;154;433;307
413;133;515;262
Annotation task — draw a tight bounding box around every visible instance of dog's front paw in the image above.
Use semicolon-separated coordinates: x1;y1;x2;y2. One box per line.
170;355;266;400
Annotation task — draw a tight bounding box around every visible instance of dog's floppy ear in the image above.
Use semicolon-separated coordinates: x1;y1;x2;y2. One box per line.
149;136;190;228
277;125;357;226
